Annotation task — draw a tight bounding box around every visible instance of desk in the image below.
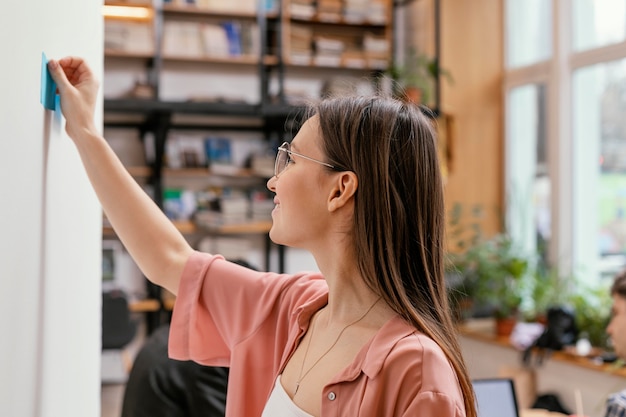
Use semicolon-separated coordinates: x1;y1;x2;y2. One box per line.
459;319;625;417
459;319;626;378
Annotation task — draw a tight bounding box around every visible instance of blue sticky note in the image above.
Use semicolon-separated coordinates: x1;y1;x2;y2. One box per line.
40;52;58;111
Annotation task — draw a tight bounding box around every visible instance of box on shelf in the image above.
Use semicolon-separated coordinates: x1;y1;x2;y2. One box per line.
166;134;207;168
105;20;154;54
162;21;204;57
197;236;252;261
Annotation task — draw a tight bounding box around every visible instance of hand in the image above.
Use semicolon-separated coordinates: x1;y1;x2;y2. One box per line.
47;57;99;140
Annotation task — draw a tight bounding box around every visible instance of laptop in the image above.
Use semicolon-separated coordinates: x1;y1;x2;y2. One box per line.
472;378;520;417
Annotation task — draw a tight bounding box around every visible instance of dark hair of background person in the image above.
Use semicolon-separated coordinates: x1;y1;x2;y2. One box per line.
611;269;626;299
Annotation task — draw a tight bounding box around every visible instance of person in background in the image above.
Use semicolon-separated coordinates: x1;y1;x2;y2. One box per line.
121;324;229;417
48;56;476;417
605;270;626;417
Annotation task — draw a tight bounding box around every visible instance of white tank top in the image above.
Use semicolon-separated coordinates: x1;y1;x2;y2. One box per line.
261;375;315;417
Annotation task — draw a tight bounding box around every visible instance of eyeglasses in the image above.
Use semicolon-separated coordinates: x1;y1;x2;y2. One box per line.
274;141;335;178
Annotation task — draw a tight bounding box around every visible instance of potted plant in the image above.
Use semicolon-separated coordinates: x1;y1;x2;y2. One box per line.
566;283;612;349
446;203;531;335
387;48;453;105
522;261;571;323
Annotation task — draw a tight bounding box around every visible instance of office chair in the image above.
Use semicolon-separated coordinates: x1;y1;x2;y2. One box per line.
102;289;138;383
102;289;137;349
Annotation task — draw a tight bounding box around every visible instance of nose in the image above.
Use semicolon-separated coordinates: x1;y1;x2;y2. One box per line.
607;319;614;336
267;175;277;192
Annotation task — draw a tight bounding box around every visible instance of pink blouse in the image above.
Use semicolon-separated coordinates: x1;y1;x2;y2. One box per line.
169;251;466;417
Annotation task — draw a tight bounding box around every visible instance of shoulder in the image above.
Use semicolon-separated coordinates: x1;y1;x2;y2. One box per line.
363;317;465;414
607;389;626;415
387;330;462;393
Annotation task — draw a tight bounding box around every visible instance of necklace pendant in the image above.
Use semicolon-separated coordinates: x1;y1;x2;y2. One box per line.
294;382;299;395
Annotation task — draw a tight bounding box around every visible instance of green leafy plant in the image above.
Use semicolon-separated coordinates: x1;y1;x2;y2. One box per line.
567;283;612;348
523;262;571;322
446;203;531;320
387;48;453;104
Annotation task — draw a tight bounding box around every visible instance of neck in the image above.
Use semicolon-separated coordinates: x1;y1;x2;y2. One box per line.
311;243;395;325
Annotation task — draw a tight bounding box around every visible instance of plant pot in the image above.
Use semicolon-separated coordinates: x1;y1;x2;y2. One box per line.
495;316;517;337
403;86;423;104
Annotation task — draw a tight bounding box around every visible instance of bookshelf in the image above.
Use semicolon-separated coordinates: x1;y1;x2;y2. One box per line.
102;0;395;332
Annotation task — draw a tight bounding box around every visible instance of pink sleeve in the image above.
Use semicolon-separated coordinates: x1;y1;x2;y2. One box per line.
168;251;324;366
403;391;465;417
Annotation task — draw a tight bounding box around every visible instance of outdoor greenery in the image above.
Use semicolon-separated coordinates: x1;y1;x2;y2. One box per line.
446;202;615;349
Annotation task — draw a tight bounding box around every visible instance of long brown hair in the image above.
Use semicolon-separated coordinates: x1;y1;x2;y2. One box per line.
312;95;476;417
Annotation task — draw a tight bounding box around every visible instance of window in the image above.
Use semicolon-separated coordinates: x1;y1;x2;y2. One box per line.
506;84;548;259
572;0;626;52
504;1;626;286
573;58;626;283
505;0;551;68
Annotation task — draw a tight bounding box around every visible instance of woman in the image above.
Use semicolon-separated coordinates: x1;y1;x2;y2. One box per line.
48;56;476;417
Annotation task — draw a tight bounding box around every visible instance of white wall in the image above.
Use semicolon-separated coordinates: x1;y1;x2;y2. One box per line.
0;1;103;416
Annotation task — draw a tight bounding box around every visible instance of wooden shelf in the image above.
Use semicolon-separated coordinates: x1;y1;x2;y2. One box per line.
127;166;151;177
104;1;152;7
459;319;626;378
285;59;387;71
105;49;155;60
128;298;160;313
104;98;260;116
126;166;268;179
174;219;272;235
162;54;261;66
103;219;269;237
161;4;258;19
290;15;388;28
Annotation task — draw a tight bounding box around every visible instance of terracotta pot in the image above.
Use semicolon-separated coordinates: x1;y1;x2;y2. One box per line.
495;316;517;337
403;86;423;103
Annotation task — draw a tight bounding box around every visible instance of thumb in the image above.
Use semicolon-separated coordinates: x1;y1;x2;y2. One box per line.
47;59;72;94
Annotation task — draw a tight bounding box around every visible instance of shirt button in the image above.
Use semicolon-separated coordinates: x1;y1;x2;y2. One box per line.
327;392;336;401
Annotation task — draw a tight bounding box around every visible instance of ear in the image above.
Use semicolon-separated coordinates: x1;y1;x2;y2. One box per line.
328;171;358;212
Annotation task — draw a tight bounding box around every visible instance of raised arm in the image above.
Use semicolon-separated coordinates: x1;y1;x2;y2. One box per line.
48;56;193;294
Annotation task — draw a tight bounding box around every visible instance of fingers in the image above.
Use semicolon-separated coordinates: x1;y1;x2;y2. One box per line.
47;56;96;92
59;57;94;85
47;58;71;94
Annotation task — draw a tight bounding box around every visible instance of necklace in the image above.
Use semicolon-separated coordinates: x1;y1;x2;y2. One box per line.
294;297;381;395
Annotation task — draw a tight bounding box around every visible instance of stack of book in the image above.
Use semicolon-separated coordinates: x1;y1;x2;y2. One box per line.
195;194;250;226
163;20;259;59
162;21;204;57
317;0;342;22
250;190;274;221
105;20;154;54
363;33;389;69
167;0;256;14
344;0;387;24
289;24;314;65
290;0;316;19
313;35;345;67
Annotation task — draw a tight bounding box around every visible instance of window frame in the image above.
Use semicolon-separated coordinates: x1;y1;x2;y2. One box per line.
503;0;626;279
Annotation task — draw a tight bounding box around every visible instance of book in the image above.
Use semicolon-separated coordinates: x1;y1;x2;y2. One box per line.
205;137;233;168
200;23;230;57
221;21;243;56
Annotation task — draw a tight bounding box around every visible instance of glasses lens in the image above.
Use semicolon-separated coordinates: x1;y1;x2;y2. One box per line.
275;143;289;177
